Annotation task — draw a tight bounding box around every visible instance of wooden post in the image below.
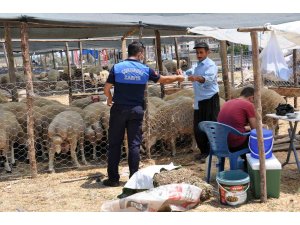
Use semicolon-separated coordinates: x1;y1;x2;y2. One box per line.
293;49;298;109
60;50;63;65
39;54;42;66
113;49;117;64
153;39;158;69
121;38;127;60
240;44;244;85
250;31;267;203
44;54;47;68
155;30;165;98
79;41;85;93
230;42;235;87
65;42;73;104
20;22;37;178
98;49;102;68
174;37;181;88
52;50;56;69
4;23;18;102
143;46;147;64
170;45;173;59
71;50;74;65
2;43;9;67
219;41;231;100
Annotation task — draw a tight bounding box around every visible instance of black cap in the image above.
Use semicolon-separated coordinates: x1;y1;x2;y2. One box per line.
193;42;209;50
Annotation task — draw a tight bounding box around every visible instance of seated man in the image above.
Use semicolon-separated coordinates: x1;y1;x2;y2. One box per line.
217;87;256;151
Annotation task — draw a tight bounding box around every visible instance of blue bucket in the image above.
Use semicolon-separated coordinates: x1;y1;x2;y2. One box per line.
216;170;250;206
248;129;273;159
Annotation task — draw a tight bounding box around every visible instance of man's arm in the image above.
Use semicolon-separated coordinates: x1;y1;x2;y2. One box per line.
157;75;184;84
104;82;113;106
249;117;257;130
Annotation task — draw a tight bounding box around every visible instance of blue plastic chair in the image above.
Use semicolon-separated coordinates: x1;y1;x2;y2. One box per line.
199;121;250;183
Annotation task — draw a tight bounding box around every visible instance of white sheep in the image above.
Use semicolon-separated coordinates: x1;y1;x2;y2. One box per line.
0;110;25;172
48;111;87;172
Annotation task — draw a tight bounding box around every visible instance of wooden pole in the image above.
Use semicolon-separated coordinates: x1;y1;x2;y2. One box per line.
139;22;150;159
52;50;56;69
121;38;127;60
4;23;18;102
2;43;9;67
113;49;117;64
44;54;47;69
293;49;298;109
240;44;244;85
174;38;180;69
250;31;267;203
143;46;147;64
60;51;63;65
71;50;74;65
219;41;231;100
155;30;165;98
20;22;37;178
174;37;181;88
65;42;73;104
98;49;102;67
153;39;158;69
79;41;85;93
230;42;234;87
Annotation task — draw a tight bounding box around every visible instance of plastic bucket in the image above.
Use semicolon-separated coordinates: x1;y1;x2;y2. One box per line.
249;129;273;159
216;170;250;206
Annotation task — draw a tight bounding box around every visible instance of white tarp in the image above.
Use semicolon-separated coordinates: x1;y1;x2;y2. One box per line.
124;163;180;190
188;21;300;50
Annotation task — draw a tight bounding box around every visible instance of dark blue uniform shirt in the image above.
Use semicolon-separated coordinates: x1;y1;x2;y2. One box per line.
106;59;160;107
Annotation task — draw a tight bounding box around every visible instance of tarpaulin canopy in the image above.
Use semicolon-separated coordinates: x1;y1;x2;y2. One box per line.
188;21;300;50
0;13;300;52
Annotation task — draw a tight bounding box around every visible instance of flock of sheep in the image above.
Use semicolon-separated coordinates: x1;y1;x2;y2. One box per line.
0;58;286;175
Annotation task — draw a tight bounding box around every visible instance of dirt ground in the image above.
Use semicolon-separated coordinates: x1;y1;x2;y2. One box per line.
0;149;299;212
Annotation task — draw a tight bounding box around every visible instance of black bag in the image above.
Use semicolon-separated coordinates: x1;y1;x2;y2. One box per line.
275;103;294;116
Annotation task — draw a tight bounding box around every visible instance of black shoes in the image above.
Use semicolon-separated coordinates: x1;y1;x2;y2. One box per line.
102;179;120;187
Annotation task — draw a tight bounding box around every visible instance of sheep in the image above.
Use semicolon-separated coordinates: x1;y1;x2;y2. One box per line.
21;96;62;107
148;85;161;98
0;110;25;172
83;102;111;159
48;111;87;172
163;88;194;101
55;80;69;91
98;70;109;84
33;104;85;160
0;102;28;133
47;69;59;82
163;59;188;74
0;92;8;103
71;95;106;109
146;61;169;75
144;96;196;156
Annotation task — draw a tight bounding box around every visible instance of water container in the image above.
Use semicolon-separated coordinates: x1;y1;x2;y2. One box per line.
216;170;250;206
249;128;273;159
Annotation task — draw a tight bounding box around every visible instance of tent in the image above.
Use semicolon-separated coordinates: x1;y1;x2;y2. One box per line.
188;21;300;49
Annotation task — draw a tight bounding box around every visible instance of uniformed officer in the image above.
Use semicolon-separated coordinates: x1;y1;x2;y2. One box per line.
103;41;184;187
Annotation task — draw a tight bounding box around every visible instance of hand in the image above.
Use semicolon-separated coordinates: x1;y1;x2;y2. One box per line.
188;76;197;82
107;96;113;106
176;75;185;82
176;69;183;75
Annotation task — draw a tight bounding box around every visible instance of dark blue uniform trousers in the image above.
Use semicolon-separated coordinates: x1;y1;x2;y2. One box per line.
107;104;144;182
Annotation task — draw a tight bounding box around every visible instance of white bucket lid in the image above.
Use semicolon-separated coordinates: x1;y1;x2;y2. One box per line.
246;153;282;170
